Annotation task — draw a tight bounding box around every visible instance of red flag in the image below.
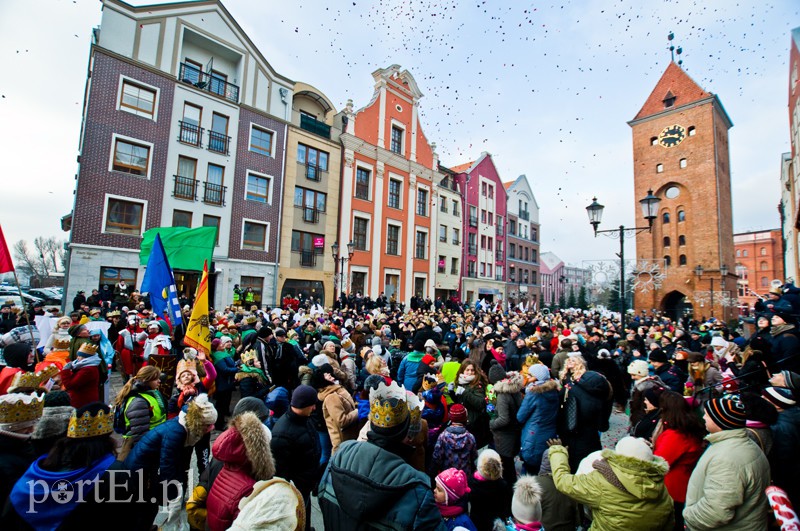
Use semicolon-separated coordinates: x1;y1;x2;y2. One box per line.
0;226;14;274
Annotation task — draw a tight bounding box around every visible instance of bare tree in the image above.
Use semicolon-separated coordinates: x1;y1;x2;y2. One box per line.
33;237;50;276
42;237;62;273
13;240;46;280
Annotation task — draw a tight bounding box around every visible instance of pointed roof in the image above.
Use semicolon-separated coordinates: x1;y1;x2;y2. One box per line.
632;62;712;121
449;160;476;174
503;181;514;190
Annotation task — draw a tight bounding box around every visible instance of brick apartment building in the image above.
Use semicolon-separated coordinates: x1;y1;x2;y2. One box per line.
505;175;541;309
734;229;784;312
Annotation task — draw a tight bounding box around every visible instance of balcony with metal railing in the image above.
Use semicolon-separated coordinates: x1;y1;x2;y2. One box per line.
496;224;504;236
202;181;226;206
519;210;530;221
469;216;478;227
179;63;239;103
299;114;331;139
208;130;230;155
299;161;326;182
297;206;320;224
466;270;477;278
496;250;503;261
496;273;504;281
173;175;198;201
299;250;317;267
178;121;203;147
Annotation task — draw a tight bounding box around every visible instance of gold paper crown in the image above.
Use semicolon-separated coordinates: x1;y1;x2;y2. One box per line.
77;343;99;355
241;349;258;365
406;392;422;427
107;310;121;318
176;359;197;377
52;337;71;350
389;339;402;347
67;408;113;438
0;393;44;424
9;365;59;392
369;381;409;429
244;315;258;325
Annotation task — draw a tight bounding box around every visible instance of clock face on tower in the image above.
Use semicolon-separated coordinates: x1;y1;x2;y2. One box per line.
658;124;686;148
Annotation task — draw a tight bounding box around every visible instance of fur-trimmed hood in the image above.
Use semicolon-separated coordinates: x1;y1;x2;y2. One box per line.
492;371;525;394
599;448;668;501
526;379;559;394
213;412;275;481
298;365;313;377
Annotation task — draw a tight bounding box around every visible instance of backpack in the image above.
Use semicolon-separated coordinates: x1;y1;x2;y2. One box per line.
113;399;129;434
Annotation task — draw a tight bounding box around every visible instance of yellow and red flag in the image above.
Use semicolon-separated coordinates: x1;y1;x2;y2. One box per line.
184;260;211;356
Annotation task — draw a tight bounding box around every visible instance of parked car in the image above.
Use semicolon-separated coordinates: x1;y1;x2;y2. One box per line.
25;288;62;305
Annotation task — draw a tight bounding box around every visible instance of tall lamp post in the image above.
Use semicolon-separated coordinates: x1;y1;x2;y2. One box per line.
586;190;661;325
694;264;728;319
331;240;355;300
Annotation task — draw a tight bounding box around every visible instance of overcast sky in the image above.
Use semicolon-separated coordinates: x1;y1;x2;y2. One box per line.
0;0;797;267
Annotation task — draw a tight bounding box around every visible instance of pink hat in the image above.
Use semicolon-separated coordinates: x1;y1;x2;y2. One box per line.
435;468;470;505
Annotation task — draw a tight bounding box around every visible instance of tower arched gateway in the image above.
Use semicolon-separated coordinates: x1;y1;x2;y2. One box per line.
661;290;693;321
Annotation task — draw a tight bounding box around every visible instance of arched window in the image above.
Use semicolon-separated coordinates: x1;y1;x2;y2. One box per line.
679;235;686;246
651;137;658;146
662;212;670;223
664;255;671;266
761;261;768;271
761;276;769;287
677;210;686;222
760;247;767;256
743;250;749;257
680;158;687;169
679;254;687;266
663;236;671;247
736;249;741;257
656;163;664;173
688;126;696;136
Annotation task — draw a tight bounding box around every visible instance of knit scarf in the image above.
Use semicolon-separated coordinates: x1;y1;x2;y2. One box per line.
436;502;465;518
211;348;233;363
71;354;101;370
10;453;116;531
772;324;795;337
239;363;267;382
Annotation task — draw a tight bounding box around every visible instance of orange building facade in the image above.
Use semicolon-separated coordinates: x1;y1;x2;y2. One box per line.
734;229;784;313
336;65;439;300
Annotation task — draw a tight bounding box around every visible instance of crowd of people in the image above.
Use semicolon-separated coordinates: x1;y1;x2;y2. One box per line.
0;281;799;530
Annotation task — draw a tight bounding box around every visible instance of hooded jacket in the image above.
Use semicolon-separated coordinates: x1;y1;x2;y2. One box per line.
318;439;446;530
270;408;322;495
488;372;524;457
684;429;770;531
207;413;275;531
397;350;425;390
516;380;559;469
550;446;674;531
432;425;478;476
318;384;359;453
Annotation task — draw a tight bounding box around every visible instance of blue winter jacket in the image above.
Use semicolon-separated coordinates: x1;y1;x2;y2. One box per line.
123;416;187;499
213;355;238;392
397;350;425;390
516;380;559;470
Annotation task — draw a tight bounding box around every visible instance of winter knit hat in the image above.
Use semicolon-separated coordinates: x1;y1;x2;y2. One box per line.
435;468;470;505
291;385;318;409
233;397;270;423
615;436;654;462
210;338;222;352
705;397;747;430
477;449;503;480
32;405;74;440
648;349;668;363
449;404;467;425
710;336;728;348
528;364;550;385
627;359;650;377
310;353;330;368
511;475;543;524
488;360;507;385
762;387;796;409
189;394;218;426
644;386;666;408
421;354;436;366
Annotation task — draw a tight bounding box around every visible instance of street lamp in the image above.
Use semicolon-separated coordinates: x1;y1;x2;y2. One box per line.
331;240;355;301
694;263;728;318
586;189;660;325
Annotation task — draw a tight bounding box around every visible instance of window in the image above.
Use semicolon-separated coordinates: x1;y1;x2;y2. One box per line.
744;250;749;257
242;221;267;251
208;113;229;154
650;137;658;146
488;185;494;199
737;249;741;257
662;212;670;224
488;213;493;226
488;238;493;252
112;138;150;176
291;231;324;265
481;235;487;249
469;206;478;227
761;261;769;271
451;258;458;275
481;210;487;223
385;274;400;298
487;264;493;277
417;189;429;216
297;144;329;181
480;263;486;276
180;103;202;146
246;173;271;203
509;243;516;259
351;272;367;295
353;217;369;250
509;220;517;236
452;199;459;216
679;254;687;266
387;225;400;255
468;261;476;277
293;187;327;220
240;276;263;305
172;210;192;227
761;247;767;256
105;197;144;235
688;126;696;136
390;126;403;154
468;233;477;255
481;183;487;196
355;168;370;200
204;164;225;205
438;255;446;274
761;276;769;288
119;80;156;118
250;125;274;156
664;255;671;267
440;198;448;213
656;163;664;173
202;215;220;245
680;158;687;169
524;247;529;261
100;266;138;289
531;227;538;242
664;236;671;247
174;156;197;200
679;235;686;246
452;228;460;245
532;249;537;262
388;179;401;209
439;225;447;243
415;231;427;259
677;210;685;222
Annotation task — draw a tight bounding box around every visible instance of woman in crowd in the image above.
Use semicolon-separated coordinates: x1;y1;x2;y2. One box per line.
450;358;490;448
313;363;359;455
517;364;559;475
113;365;167;460
211;337;238;430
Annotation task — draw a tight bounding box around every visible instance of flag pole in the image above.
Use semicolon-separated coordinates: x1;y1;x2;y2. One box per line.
12;269;40;364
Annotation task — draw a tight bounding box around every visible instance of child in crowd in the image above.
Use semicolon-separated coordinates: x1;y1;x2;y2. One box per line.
432;404;478;476
434;468;477;531
468;449;512;530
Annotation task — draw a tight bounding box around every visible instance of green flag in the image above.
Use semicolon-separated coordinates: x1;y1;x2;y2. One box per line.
140;227;216;271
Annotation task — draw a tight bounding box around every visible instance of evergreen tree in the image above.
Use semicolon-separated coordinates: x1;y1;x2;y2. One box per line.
558;291;567;309
567;287;577;308
606;278;634;314
577;286;588;309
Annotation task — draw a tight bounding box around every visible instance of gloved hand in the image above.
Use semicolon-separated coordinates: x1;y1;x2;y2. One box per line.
62;362;73;371
454;386;465;396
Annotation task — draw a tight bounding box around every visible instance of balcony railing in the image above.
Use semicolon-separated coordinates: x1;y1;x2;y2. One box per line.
519;211;530;221
173;175;198;201
468;244;477;255
179;62;239;103
299;161;326;182
439;235;447;243
178;121;203;147
451;267;459;275
297;206;320;224
467;271;477;278
299;250;317;267
203;181;226;206
496;225;504;236
299;114;331;139
496;250;503;261
469;216;478;227
452;237;460;245
208;130;230;155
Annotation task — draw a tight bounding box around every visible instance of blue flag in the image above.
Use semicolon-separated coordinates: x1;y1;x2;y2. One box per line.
140;233;182;325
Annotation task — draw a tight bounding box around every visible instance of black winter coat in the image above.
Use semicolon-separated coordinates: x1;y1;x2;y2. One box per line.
770;326;800;374
467;476;512;530
557;371;612;472
270;410;322;495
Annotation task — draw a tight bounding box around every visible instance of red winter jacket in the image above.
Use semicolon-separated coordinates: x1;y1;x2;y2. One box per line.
653;427;703;503
60;365;100;409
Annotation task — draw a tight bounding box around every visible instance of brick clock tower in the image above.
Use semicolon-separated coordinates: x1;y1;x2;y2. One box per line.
628;62;736;322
